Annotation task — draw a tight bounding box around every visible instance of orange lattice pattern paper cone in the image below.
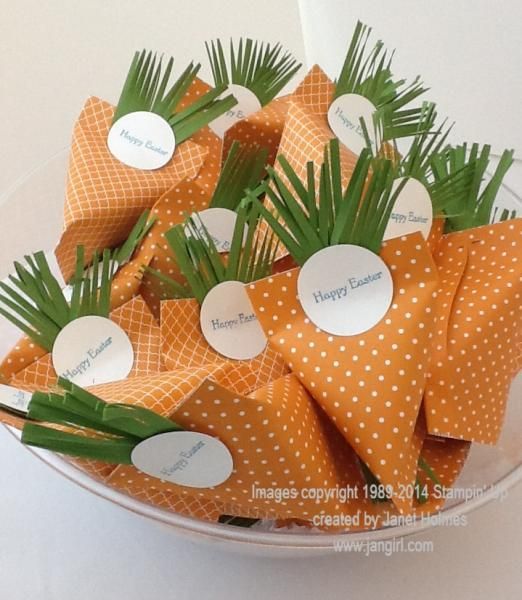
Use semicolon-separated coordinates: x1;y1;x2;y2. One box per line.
255;100;359;261
255;71;444;262
54;97;208;280
8;296;163;393
246;233;440;513
0;244;154;383
92;362;255;520
160;298;288;390
425;218;522;444
110;243;155;308
177;77;225;192
136;77;226;318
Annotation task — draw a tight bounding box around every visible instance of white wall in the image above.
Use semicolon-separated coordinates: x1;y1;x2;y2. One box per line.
298;0;522;211
298;0;522;157
0;0;305;193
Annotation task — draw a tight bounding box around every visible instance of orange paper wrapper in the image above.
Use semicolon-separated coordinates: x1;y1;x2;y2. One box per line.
54;96;209;280
135;77;226;318
83;362;254;519
251;71;442;262
7;296;162;393
414;433;471;515
160;298;288;390
66;360;255;482
425;218;522;444
0;363;469;529
246;233;440;513
223;65;334;167
2;362;255;521
178;78;225;191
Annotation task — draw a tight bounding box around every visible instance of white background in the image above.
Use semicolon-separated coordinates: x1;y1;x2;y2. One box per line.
1;1;521;598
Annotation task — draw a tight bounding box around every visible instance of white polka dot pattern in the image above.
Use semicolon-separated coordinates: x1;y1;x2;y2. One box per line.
246;233;440;513
425;218;522;444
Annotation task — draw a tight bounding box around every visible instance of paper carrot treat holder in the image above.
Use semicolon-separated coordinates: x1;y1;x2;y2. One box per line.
0;20;519;535
0;247;162;391
55;49;237;279
424;142;521;444
365;104;476;247
246;138;443;513
0;373;468;527
327;21;430;156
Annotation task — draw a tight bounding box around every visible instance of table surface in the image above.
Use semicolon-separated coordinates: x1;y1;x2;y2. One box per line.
0;1;521;598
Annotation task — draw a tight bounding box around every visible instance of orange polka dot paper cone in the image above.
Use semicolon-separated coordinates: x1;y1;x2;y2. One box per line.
426;218;446;256
160;298;288;391
246;233;440;513
105;374;376;526
54;97;208;280
0;336;48;383
9;296;163;393
45;362;255;515
425;218;522;444
413;433;472;516
138;179;211;318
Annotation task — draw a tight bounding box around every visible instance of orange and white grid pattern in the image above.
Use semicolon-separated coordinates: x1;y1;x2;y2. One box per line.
160;298;289;391
9;296;163;393
246;233;440;514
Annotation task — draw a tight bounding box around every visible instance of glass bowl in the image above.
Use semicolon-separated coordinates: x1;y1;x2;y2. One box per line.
1;150;520;556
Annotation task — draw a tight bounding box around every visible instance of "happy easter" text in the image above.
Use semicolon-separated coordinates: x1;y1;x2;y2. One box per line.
312;271;384;304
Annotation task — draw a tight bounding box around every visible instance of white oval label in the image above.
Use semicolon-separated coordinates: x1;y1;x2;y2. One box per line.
199;280;267;360
107;111;176;170
327;93;378;155
384;177;433;241
185;208;241;253
209;84;262;138
0;384;32;414
297;245;393;336
52;316;134;387
131;431;233;488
